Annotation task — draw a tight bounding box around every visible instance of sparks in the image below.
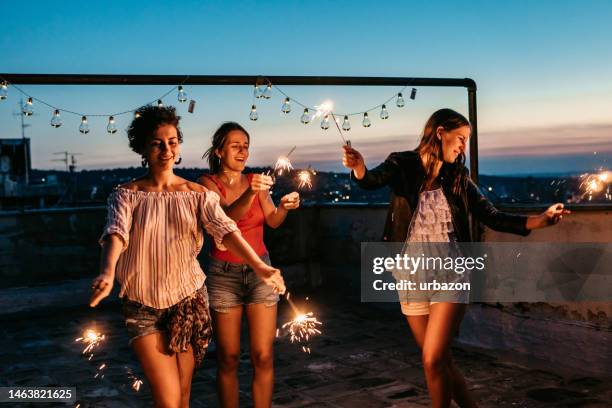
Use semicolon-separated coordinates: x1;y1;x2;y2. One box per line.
297;170;313;189
273;156;293;176
75;328;105;356
313;100;334;119
281;312;322;347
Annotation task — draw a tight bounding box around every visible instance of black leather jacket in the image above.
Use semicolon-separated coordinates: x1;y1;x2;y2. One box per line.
351;150;531;242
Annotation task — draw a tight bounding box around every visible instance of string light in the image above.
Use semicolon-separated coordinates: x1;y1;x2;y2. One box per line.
300;108;310;124
79;116;90;134
342;115;351;131
107;116;117;134
253;84;263;99
396;92;405;107
320;114;330;130
0;81;7;100
22;97;33;116
177;86;187;103
50;109;63;128
281;97;291;114
249;104;258;121
262;83;273;99
362;112;371;128
380;104;389;120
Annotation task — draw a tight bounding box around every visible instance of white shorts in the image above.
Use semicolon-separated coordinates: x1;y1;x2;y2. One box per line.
400;301;440;316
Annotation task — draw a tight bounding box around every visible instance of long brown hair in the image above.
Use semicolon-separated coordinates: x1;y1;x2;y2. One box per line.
202;122;250;174
416;108;470;194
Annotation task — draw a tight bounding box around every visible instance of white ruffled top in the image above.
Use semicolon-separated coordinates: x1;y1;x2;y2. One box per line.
406;188;455;243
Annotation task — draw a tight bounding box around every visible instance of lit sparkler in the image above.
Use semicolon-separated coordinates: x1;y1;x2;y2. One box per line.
75;328;105;357
125;367;144;392
280;292;322;353
296;166;315;190
578;170;611;201
271;146;296;176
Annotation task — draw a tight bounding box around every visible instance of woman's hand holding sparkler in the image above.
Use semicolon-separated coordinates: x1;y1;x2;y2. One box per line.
254;263;286;294
89;272;114;307
342;145;366;180
527;203;571;229
250;173;274;192
280;192;300;210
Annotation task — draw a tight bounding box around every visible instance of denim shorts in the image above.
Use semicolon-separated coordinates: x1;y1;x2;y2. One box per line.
121;285;209;344
205;253;279;313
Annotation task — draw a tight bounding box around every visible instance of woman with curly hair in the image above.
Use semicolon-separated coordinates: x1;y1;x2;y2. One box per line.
89;106;285;408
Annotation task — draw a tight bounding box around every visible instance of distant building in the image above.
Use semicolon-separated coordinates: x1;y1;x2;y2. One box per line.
0;138;62;209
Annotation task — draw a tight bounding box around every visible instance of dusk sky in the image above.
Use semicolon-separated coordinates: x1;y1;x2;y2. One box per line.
1;0;611;175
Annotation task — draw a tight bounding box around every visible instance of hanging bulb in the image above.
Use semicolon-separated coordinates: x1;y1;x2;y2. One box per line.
22;97;34;116
342;115;351;131
281;97;291;114
362;112;371;128
157;99;164;108
262;83;272;99
79;116;90;134
107;116;117;134
396;92;405;108
380;104;389;120
50;109;63;128
410;88;417;100
249;104;258;121
320;114;330;130
0;81;8;100
253;84;263;99
177;86;187;103
300;108;310;124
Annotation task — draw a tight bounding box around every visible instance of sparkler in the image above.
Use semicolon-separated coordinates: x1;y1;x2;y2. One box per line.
578;170;611;201
315;100;351;147
270;145;296;176
125;366;144;392
280;292;322;353
75;328;105;357
296;166;316;189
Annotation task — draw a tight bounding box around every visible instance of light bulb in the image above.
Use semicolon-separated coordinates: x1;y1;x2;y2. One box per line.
79;116;90;134
281;97;291;114
380;104;389;120
249;104;258;121
107;116;117;134
177;86;187;103
300;108;310;124
0;81;7;100
362;112;371;128
262;84;272;99
22;97;33;116
50;109;63;128
342;115;351;131
157;99;164;108
321;114;330;130
396;92;405;108
410;88;417;100
253;84;263;99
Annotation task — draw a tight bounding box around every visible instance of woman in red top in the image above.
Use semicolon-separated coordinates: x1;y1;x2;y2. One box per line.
198;122;300;408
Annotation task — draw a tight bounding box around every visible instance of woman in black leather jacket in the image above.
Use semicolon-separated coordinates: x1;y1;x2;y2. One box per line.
342;108;569;408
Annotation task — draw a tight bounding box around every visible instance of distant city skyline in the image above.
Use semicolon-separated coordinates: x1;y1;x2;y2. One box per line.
1;0;611;175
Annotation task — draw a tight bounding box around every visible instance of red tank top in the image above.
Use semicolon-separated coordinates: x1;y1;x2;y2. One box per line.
202;173;268;263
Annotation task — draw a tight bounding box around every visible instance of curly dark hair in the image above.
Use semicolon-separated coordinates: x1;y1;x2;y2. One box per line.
127;105;183;155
